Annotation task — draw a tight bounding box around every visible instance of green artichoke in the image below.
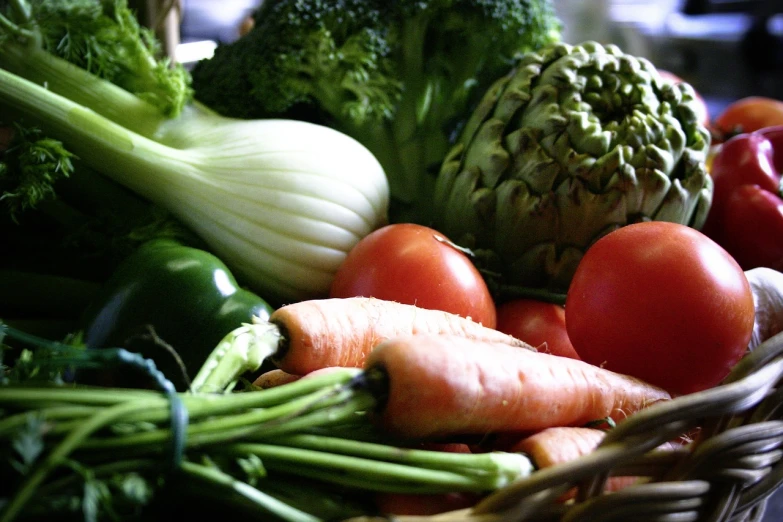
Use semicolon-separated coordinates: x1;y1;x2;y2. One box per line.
433;40;713;294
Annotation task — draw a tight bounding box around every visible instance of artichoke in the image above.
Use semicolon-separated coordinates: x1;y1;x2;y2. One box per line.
433;41;713;294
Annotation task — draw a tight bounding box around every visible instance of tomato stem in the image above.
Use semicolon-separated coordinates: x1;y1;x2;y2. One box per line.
495;284;567;306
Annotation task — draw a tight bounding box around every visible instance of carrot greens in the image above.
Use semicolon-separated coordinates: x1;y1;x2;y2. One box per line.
0;322;534;521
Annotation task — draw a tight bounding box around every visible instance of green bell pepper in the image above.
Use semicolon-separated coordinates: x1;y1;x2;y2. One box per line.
80;238;274;390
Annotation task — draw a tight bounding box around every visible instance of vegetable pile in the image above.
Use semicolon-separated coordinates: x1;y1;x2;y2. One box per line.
0;0;390;305
4;0;783;520
433;40;713;293
188;0;562;222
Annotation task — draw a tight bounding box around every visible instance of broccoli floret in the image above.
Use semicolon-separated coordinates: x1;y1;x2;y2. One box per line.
191;0;399;124
190;0;561;222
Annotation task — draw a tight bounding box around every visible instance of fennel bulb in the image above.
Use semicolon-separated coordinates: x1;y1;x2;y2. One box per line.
0;68;390;303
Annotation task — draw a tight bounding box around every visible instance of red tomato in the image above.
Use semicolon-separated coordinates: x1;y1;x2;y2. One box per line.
565;222;755;396
330;223;497;328
657;70;710;128
495;299;581;359
715;96;783;136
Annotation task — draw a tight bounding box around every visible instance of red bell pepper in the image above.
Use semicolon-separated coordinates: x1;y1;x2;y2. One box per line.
701;125;783;271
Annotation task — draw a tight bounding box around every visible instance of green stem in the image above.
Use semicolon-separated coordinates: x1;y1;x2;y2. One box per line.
35;458;160;497
76;383;360;451
190;322;281;394
495;284;568;306
269;433;533;481
0;67;198;211
249;392;375;439
224;443;505;492
179;460;321;522
0;386;163;407
0;399;158;522
0;369;362;432
0;41;167;137
0;405;99;437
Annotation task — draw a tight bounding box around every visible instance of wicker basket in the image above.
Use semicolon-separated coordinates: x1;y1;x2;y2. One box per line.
351;330;783;522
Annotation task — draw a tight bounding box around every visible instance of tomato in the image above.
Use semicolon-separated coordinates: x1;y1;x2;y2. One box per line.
564;222;755;396
657;70;710;128
495;299;581;359
715;96;783;137
330;223;497;328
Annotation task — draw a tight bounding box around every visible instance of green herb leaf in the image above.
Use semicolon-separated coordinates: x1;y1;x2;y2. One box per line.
114;473;153;507
237;453;267;486
9;414;46;475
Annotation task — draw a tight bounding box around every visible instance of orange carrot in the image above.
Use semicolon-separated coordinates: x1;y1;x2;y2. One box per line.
363;334;671;440
253;369;301;389
511;427;682;500
269;297;534;375
252;367;358;389
512;427;632;500
510;427;609;468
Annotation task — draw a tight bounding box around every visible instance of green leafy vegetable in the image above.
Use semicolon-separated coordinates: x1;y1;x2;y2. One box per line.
432;40;713;294
9;415;46;475
189;0;562;221
0;123;75;221
0;0;192;119
0;67;390;303
0;325;534;521
0;0;391;304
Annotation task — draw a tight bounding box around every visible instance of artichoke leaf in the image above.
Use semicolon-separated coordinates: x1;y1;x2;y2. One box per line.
433;40;713;293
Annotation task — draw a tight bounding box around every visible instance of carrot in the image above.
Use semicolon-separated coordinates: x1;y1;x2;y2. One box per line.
510;427;609;468
252;367;359;389
362;334;671;440
253;368;301;389
192;297;534;394
269;297;534;375
511;426;684;500
512;427;635;500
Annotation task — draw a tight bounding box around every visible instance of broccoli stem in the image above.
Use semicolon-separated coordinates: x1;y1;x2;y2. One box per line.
0;41;167;138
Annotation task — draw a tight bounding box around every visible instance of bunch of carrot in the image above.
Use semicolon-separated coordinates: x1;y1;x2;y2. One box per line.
1;297;678;520
238;297;671;437
235;297;677;515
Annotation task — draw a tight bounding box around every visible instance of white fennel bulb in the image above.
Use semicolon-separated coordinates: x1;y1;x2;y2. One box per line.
0;68;389;302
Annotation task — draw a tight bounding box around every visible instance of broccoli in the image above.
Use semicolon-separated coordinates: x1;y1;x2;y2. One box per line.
190;0;562;222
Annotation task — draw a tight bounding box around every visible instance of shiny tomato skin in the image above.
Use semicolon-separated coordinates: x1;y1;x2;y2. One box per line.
715;96;783;136
565;222;754;396
330;223;497;328
495;299;581;359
